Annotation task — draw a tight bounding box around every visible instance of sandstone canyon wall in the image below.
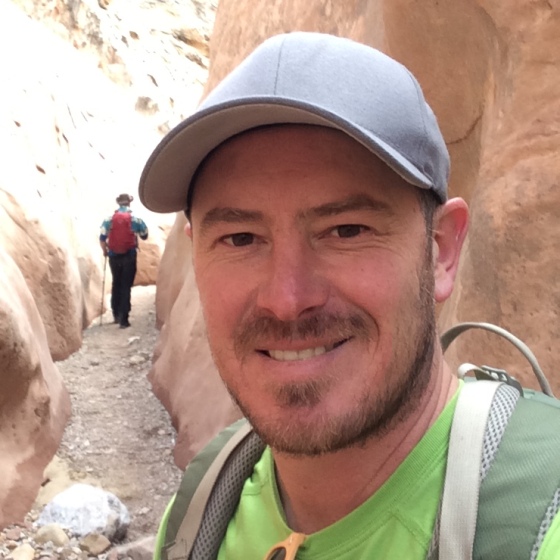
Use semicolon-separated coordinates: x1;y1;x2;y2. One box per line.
0;0;214;526
0;248;71;525
151;0;560;468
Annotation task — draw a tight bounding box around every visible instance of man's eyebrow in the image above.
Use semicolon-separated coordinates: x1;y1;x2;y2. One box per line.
199;207;264;233
304;194;393;219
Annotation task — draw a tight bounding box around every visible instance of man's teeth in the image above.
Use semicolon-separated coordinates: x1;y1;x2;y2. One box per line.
268;346;328;361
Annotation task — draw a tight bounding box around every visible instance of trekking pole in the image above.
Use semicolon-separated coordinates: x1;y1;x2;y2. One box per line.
100;255;107;326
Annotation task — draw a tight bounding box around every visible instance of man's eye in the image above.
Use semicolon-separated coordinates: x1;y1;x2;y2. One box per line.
333;225;366;238
224;233;254;247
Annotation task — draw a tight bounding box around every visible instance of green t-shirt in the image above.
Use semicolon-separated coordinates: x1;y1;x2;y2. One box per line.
155;384;560;560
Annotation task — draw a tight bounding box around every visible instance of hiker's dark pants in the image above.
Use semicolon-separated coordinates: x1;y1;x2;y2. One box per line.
109;251;137;323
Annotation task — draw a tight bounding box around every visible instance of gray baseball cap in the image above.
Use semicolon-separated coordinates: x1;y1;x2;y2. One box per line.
139;32;449;214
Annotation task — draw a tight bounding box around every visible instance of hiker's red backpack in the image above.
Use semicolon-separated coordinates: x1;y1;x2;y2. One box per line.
107;211;136;254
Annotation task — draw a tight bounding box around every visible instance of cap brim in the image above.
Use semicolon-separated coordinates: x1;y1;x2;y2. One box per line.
139;98;434;213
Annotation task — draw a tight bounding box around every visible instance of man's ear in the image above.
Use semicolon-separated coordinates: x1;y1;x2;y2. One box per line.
432;198;469;303
184;221;193;239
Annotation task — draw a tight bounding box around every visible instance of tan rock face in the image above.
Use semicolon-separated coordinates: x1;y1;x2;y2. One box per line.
437;0;560;394
0;0;183;527
1;0;216;531
0;248;71;527
151;0;560;468
0;190;86;361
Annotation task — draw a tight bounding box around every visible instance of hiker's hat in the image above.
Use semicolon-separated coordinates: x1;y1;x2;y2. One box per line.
116;193;133;205
139;32;449;214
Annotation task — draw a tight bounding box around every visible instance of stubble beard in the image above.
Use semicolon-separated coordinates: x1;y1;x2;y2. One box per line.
214;252;437;457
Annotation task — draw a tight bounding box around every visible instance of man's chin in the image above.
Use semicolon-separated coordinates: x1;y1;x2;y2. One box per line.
242;404;376;457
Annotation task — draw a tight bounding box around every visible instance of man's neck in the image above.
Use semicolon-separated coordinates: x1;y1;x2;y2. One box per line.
271;353;458;534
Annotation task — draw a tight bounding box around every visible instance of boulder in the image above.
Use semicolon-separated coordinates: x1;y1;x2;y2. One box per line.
37;484;130;541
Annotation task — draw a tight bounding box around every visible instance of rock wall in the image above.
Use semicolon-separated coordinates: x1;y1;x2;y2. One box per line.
151;0;560;468
0;0;215;527
0;247;71;525
0;2;146;527
440;0;560;393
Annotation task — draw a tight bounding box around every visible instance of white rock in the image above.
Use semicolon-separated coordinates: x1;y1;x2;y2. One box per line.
36;483;130;540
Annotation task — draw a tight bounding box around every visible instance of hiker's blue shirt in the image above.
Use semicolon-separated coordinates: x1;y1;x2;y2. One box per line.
99;206;149;256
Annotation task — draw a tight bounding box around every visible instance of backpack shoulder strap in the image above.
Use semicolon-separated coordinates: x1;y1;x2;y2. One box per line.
163;419;265;560
438;380;503;559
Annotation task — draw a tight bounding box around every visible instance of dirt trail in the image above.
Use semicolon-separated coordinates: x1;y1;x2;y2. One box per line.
40;285;182;542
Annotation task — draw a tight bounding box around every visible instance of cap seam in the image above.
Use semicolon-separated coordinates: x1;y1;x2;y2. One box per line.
273;35;288;94
405;68;432;183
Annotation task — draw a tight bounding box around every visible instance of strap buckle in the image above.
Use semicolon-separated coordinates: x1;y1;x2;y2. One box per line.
457;362;524;395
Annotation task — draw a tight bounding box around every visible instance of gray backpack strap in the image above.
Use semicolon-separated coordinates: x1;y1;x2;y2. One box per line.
164;419;265;560
427;382;521;560
438;380;503;559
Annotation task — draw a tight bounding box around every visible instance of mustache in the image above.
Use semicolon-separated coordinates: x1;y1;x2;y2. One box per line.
234;312;372;354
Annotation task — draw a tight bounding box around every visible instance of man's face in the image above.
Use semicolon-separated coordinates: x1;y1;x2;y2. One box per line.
189;125;439;456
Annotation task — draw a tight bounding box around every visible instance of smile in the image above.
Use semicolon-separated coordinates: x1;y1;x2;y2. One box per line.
260;339;349;362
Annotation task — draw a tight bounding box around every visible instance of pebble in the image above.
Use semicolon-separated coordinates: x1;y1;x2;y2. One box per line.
35;524;70;547
5;528;23;540
0;515;155;560
6;543;35;560
80;533;111;556
128;355;146;366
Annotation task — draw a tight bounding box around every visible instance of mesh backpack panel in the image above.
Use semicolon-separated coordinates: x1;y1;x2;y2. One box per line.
190;431;265;559
474;395;560;559
107;211;136;254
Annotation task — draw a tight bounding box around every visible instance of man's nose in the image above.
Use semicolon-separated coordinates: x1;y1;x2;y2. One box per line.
255;241;329;322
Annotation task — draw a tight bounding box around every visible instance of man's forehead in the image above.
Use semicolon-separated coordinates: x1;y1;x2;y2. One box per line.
197;124;402;179
191;125;419;222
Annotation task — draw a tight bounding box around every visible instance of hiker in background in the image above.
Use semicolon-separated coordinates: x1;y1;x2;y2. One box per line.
99;193;148;328
139;33;560;559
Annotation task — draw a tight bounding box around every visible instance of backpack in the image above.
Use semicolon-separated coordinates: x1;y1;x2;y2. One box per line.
158;322;560;560
107;211;137;254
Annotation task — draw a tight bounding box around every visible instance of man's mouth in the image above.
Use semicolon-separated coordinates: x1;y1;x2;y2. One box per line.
258;338;350;362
